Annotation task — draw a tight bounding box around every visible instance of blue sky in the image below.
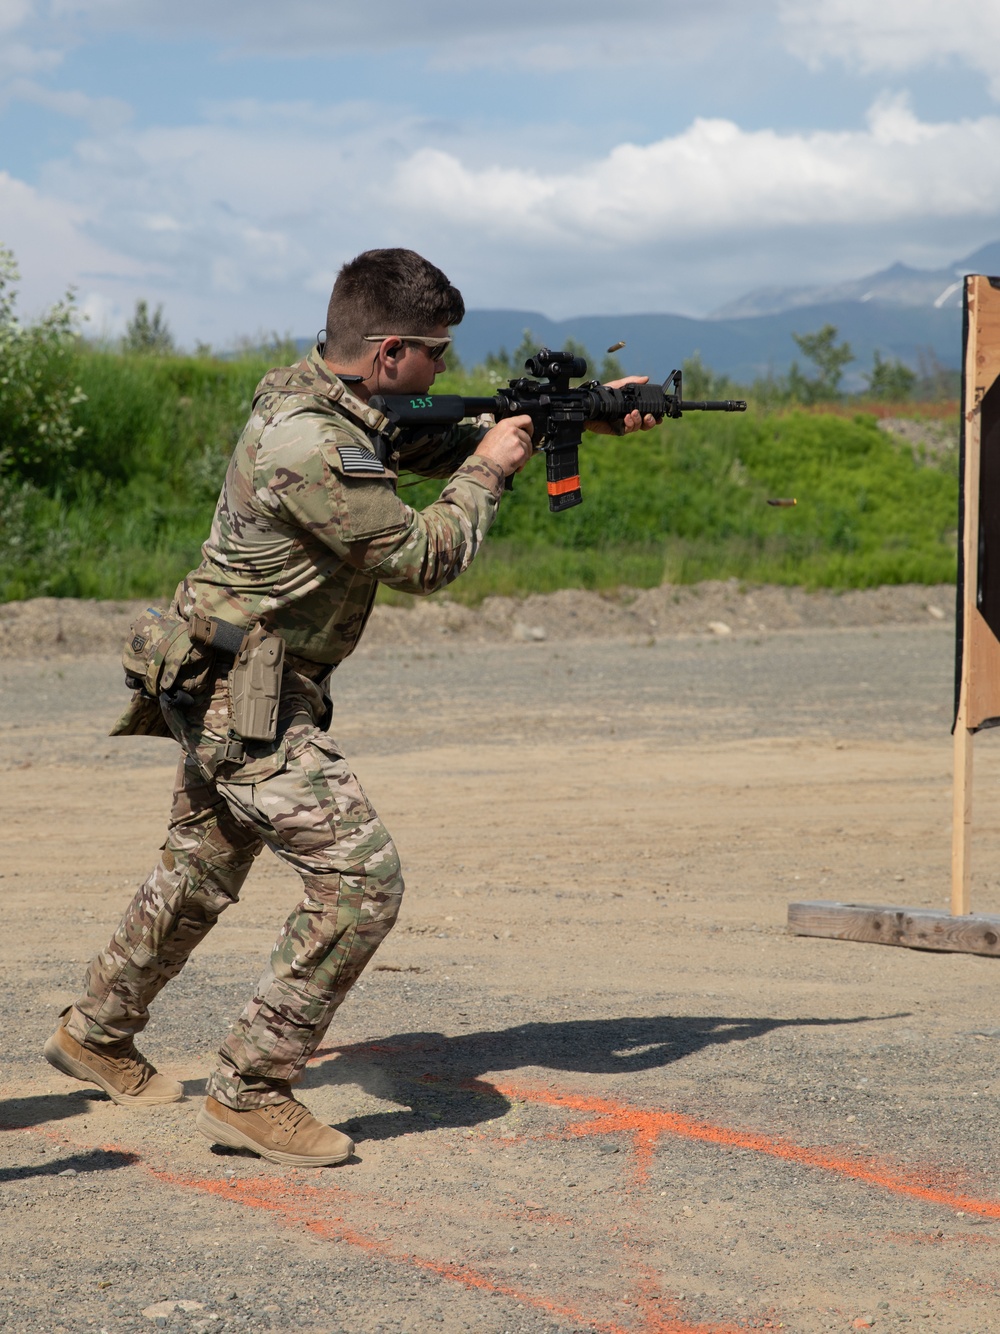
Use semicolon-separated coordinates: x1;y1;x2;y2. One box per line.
2;0;1000;347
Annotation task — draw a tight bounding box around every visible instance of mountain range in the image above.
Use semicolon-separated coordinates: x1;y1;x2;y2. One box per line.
444;242;1000;389
707;241;1000;319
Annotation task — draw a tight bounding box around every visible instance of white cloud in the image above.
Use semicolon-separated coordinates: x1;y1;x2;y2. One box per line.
4;0;999;344
0;2;64;89
0;0;32;32
780;0;1000;96
0;169;144;319
6;91;994;343
0;39;62;83
391;97;1000;247
76;287;125;338
45;0;774;65
3;78;131;128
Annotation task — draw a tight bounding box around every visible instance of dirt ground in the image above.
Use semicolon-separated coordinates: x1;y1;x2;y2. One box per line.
0;581;955;659
3;585;1000;1334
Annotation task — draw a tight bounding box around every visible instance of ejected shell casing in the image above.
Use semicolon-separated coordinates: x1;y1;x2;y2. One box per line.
606;341;626;354
766;498;797;507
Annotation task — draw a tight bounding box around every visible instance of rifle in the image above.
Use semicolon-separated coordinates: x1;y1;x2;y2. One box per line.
371;346;747;512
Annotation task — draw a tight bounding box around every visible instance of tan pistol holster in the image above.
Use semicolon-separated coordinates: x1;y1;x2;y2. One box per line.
188;612;286;744
225;620;285;742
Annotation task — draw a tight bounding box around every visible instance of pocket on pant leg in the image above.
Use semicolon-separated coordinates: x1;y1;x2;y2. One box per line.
240;731;377;857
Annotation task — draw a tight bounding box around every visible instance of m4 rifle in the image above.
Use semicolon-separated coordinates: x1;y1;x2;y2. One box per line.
371;346;747;512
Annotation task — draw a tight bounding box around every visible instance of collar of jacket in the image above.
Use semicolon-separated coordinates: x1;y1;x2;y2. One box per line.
252;345;400;444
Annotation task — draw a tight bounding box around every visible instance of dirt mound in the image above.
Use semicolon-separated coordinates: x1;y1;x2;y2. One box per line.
0;581;954;660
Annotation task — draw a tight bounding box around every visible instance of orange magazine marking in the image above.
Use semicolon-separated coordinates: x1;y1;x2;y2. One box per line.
547;476;581;496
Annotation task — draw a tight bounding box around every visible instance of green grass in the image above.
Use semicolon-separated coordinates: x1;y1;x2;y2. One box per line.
0;350;960;604
0;349;267;601
374;541;670;605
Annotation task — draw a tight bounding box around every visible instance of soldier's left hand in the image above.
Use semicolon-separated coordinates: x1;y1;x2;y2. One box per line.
586;375;659;435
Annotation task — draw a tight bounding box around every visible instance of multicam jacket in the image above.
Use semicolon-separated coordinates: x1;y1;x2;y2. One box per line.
171;347;504;666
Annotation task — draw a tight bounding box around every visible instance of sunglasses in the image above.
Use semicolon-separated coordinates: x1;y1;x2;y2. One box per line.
363;334;452;361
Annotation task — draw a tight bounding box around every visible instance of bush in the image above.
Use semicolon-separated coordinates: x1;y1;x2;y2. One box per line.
0;245;86;488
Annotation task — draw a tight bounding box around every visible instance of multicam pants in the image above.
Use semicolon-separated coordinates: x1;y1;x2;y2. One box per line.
66;662;403;1109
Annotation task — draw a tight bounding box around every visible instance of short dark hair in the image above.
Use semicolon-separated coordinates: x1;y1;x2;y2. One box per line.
324;248;465;362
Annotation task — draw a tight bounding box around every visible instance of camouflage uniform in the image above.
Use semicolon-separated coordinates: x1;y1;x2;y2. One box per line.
66;348;504;1108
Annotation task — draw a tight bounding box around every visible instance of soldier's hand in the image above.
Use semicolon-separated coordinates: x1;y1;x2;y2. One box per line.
587;375;659;435
475;414;535;477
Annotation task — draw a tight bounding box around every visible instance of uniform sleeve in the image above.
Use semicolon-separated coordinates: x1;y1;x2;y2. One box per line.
271;435;506;596
349;456;505;594
395;421;489;479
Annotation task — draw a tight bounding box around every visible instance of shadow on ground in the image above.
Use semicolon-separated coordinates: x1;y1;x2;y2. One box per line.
306;1012;901;1141
0;1088;110;1132
0;1146;138;1183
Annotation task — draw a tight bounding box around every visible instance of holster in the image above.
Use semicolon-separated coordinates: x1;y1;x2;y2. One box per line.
226;621;285;742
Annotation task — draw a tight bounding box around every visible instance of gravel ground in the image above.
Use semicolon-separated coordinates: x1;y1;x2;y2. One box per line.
2;597;1000;1334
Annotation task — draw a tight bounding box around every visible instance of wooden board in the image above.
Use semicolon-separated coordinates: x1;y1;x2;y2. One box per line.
951;276;1000;912
957;274;1000;733
788;900;1000;957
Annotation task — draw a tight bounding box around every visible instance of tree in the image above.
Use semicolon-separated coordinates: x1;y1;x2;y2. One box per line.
512;328;541;371
915;347;960;401
865;350;916;401
789;323;853;402
0;243;85;486
482;344;514;381
681;350;714;399
481;329;605;383
122;299;175;355
441;341;464;376
232;330;297;363
598;350;626;382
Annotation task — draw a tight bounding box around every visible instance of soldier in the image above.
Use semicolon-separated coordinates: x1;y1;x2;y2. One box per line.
44;248;656;1167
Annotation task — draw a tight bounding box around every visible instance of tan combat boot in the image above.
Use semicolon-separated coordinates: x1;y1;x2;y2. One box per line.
43;1014;183;1106
196;1094;354;1167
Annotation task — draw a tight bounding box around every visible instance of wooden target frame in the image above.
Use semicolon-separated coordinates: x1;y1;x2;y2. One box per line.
789;274;1000;957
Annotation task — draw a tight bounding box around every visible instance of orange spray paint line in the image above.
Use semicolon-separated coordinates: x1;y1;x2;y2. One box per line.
492;1082;1000;1218
143;1166;738;1334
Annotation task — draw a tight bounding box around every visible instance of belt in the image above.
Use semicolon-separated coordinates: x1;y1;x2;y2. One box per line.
189;612;331;680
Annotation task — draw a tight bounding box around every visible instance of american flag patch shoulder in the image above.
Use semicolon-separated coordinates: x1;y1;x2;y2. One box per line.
336;444;386;475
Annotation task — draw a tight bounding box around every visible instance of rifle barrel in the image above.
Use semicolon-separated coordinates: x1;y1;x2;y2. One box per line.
679;399;747;412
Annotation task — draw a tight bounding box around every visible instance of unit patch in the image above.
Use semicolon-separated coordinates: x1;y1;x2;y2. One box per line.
131;635;147;653
336;445;386;475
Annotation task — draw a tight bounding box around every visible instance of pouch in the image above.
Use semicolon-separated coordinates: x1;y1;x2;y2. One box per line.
121;607;195;699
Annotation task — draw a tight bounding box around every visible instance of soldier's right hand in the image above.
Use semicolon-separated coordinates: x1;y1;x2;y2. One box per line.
474;415;535;477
